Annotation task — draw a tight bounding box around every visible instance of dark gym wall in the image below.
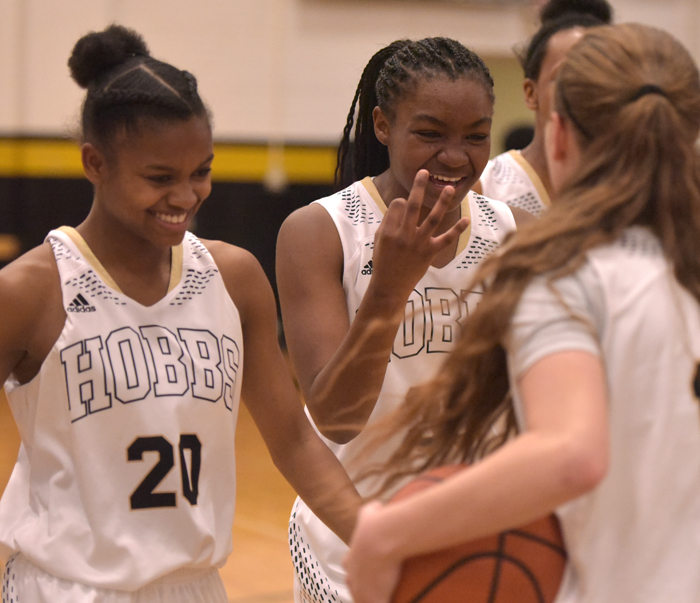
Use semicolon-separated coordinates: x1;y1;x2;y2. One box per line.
0;139;336;299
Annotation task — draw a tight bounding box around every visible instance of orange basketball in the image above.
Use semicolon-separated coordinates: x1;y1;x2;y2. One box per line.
390;465;567;603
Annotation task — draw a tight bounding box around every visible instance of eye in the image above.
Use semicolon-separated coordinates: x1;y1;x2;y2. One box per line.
146;174;172;184
193;167;212;179
416;131;441;140
467;133;490;143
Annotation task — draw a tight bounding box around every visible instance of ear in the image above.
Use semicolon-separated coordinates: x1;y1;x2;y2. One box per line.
81;143;107;184
523;78;538;111
372;106;391;146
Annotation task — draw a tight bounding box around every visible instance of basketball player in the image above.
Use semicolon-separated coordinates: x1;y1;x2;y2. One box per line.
0;25;359;602
276;38;533;603
345;23;700;603
475;0;612;216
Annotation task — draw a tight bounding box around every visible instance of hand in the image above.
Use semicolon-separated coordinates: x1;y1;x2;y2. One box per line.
370;169;469;300
344;501;404;603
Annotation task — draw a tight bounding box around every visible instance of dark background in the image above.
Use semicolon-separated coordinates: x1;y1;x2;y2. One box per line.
0;177;334;308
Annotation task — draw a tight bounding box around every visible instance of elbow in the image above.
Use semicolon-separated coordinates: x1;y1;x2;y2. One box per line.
324;430;359;445
313;421;360;445
305;400;363;445
557;437;609;498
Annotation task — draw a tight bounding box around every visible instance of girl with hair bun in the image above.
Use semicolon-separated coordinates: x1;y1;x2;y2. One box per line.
277;36;532;603
475;0;612;216
345;23;700;603
0;24;359;602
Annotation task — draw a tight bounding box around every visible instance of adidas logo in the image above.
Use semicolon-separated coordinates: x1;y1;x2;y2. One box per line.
361;259;373;276
67;293;96;313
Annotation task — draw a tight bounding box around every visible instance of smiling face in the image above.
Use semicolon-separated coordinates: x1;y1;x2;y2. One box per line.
85;115;214;249
372;74;493;213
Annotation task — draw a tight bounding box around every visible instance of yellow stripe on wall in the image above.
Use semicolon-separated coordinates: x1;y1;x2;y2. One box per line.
0;139;84;178
0;139;336;184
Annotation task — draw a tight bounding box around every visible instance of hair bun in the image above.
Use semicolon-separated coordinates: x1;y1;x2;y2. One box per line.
68;24;149;88
539;0;613;25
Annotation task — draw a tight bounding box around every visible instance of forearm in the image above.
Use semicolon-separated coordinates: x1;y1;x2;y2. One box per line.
272;425;362;544
305;283;409;442
369;352;610;560
360;430;603;561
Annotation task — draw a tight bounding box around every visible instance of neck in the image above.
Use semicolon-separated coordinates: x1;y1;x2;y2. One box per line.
76;210;174;305
79;216;169;271
520;130;552;197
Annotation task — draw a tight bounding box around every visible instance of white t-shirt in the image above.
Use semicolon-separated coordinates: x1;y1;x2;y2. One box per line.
507;226;700;603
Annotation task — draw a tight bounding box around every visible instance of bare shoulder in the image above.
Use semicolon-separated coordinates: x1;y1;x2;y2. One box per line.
0;243;61;311
277;203;343;288
202;239;260;276
0;243;64;381
277;202;339;251
199;239;272;317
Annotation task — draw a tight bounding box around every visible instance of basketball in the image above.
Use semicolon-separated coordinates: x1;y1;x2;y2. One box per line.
390;465;567;603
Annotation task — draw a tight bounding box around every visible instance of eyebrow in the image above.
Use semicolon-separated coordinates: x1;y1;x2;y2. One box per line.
412;114;492;128
145;154;215;171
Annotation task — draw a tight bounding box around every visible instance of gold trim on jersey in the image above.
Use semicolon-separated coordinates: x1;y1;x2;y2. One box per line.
57;226;183;295
508;150;551;208
360;176;387;213
168;244;183;294
456;197;472;257
359;176;472;257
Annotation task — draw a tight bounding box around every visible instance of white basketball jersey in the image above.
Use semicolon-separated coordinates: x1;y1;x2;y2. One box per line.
509;227;700;602
290;178;516;601
480;150;550;217
0;228;244;591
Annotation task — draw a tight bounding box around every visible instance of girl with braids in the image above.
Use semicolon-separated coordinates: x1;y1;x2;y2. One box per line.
277;37;531;603
475;0;612;216
0;25;359;602
345;23;700;603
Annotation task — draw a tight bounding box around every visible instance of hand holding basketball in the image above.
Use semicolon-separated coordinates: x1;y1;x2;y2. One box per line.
344;500;404;603
345;465;567;603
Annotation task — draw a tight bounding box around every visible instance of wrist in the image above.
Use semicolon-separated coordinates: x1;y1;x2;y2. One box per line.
361;279;413;318
358;502;408;565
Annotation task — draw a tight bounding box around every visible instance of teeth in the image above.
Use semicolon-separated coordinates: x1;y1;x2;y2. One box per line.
155;212;187;224
431;174;463;183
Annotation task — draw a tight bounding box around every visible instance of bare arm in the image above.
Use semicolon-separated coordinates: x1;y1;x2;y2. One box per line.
0;244;65;387
344;351;609;603
206;241;361;543
277;170;468;443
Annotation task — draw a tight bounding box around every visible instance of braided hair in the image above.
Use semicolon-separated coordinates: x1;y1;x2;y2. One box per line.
335;37;494;190
68;24;208;151
519;0;613;81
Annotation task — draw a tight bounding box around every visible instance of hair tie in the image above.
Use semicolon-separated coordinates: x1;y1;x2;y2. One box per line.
631;84;667;102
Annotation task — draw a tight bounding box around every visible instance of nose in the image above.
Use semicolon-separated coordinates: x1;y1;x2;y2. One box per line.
437;142;469;169
169;180;202;209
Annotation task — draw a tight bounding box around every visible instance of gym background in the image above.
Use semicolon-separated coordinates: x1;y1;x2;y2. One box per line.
1;0;698;301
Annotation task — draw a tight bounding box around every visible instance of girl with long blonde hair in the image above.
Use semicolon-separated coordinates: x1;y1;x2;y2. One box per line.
344;23;700;603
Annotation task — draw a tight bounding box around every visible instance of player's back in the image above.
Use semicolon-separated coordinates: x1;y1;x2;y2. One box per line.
558;226;700;602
